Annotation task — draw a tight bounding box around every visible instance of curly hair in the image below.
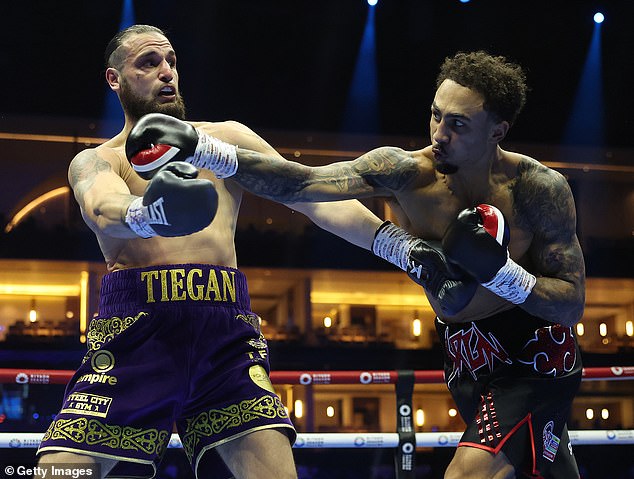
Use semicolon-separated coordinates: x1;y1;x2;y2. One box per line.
104;24;167;69
436;51;528;126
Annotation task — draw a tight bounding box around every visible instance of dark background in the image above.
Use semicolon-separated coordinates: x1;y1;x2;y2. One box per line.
3;0;634;148
1;0;633;274
1;4;633;477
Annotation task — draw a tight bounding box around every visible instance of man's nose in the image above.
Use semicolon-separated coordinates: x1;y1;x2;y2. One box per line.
432;121;449;144
158;60;174;82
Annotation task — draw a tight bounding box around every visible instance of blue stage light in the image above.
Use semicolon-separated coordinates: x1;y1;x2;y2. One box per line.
594;12;604;24
368;0;378;5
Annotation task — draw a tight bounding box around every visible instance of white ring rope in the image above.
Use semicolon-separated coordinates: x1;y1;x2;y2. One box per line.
1;431;632;449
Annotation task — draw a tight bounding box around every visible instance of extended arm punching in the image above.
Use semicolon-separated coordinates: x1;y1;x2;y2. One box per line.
126;113;420;202
125;112;476;315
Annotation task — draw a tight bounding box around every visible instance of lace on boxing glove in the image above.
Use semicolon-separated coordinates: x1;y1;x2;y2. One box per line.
481;253;537;304
372;221;415;271
124;196;162;238
476;204;536;303
190;130;239;179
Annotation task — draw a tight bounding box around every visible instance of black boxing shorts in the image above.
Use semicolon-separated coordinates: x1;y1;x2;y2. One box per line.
38;264;295;479
436;307;582;478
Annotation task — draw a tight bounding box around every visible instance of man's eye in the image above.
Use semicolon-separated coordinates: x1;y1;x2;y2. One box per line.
453;120;465;128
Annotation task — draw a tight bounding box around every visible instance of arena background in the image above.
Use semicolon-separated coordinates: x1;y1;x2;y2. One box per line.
0;1;633;478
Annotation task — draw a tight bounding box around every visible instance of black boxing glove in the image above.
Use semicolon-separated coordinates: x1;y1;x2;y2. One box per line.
124;161;218;238
125;113;238;180
442;204;536;304
372;221;477;316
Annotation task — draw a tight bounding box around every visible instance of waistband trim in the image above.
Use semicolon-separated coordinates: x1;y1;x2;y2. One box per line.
99;264;250;314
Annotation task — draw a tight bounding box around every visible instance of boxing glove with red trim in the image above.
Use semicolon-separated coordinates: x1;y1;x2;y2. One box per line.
372;221;478;316
441;204;536;304
124;161;218;238
125;113;238;180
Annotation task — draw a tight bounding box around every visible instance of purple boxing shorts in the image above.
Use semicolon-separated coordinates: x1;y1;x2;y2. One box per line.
38;264;295;478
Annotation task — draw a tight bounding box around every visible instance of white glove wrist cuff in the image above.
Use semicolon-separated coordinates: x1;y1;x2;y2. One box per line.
192;130;238;179
481;256;536;304
124;197;158;238
372;222;417;272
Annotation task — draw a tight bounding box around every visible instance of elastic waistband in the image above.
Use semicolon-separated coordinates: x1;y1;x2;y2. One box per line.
99;264;250;314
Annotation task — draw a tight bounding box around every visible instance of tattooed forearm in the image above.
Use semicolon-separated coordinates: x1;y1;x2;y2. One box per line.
233;146;419;202
232;148;314;201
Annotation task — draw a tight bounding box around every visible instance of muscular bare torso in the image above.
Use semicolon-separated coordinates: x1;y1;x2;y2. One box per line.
386;146;537;322
232;140;579;323
77;121;248;272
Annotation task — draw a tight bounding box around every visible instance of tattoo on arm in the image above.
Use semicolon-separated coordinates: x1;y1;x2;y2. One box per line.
511;158;585;322
69;150;112;199
512;158;581;275
234;146;419;201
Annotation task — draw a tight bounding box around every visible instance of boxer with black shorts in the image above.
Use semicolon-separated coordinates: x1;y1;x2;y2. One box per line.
136;51;586;478
36;24;386;479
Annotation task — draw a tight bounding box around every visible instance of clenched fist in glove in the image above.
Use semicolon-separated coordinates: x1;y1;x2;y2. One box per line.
442;204;536;304
372;221;478;316
124;162;218;238
126;113;238;180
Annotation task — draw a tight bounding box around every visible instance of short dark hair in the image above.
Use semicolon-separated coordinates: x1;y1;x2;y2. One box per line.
436;51;528;126
104;24;167;69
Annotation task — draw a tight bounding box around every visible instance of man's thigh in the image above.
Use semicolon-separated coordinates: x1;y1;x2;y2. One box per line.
38;451;118;479
215;428;297;479
445;446;516;479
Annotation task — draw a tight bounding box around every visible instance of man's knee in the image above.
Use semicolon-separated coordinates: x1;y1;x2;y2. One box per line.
217;429;297;479
445;446;515;479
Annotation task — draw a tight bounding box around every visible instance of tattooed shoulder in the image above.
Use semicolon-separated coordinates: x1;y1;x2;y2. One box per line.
511;156;576;234
69;148;113;192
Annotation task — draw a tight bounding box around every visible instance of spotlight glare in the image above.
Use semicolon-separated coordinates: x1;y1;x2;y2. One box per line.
367;0;378;6
594;12;604;24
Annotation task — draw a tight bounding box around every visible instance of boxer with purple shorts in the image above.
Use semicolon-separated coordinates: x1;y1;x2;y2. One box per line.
39;264;294;478
38;24;382;479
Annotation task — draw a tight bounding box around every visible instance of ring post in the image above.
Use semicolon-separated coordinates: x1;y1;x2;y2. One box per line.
395;369;416;478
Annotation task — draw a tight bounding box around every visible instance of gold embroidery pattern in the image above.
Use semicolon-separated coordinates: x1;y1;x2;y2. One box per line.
181;395;288;461
42;417;169;456
237;313;261;334
82;312;147;363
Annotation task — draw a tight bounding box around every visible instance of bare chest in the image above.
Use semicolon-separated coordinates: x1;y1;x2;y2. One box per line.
386;180;533;260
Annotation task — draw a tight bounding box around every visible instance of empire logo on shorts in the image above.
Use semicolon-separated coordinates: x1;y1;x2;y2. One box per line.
542;420;560;462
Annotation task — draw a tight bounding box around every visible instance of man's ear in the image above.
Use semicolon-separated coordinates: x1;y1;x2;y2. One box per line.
105;67;121;92
490;120;509;144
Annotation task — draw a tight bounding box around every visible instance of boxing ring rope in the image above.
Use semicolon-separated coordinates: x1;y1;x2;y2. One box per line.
1;367;632;478
2;430;633;450
2;365;632;385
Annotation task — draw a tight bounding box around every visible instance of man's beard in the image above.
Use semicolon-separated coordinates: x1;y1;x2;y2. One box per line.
120;82;187;122
434;160;459;175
